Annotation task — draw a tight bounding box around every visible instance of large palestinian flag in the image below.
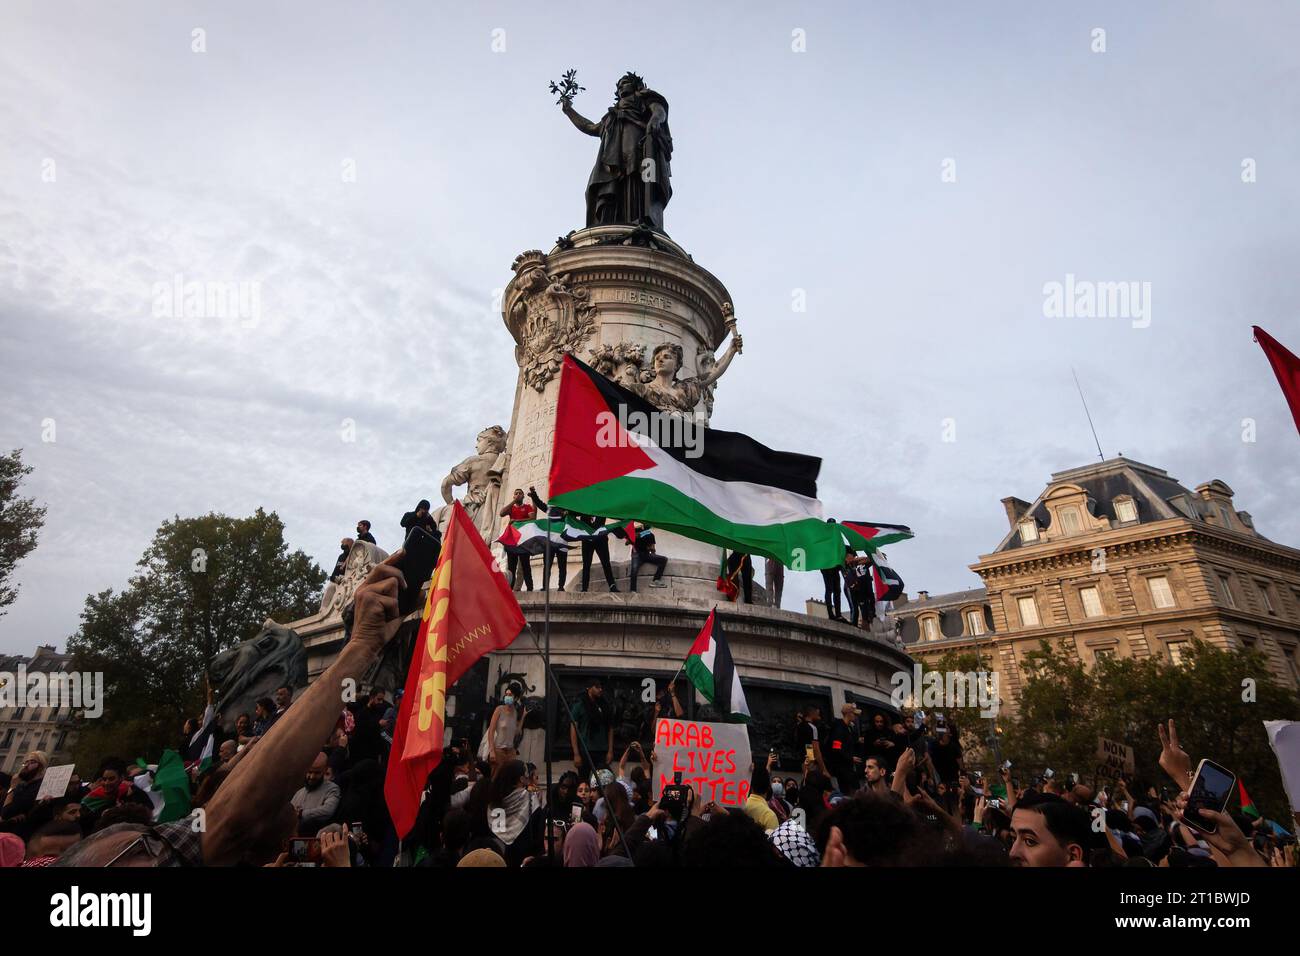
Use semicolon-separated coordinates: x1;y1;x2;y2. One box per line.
684;609;750;722
838;521;914;552
496;516;573;554
547;355;847;570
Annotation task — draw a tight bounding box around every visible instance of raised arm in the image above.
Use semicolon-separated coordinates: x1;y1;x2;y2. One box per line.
562;101;602;136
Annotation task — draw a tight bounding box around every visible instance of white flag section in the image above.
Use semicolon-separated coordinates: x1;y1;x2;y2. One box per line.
651;718;752;808
1264;720;1300;813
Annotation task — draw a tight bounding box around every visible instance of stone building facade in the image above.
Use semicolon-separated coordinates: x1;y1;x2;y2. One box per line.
0;644;79;774
890;458;1300;709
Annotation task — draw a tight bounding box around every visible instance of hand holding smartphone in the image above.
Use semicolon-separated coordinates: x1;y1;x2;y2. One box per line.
1182;759;1236;834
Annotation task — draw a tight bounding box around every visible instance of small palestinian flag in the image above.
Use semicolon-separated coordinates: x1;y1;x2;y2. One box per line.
558;515;606;541
715;550;738;601
496;517;572;555
684;609;749;722
870;556;905;602
547;355;847;570
184;704;217;775
838;521;914;552
1238;780;1260;819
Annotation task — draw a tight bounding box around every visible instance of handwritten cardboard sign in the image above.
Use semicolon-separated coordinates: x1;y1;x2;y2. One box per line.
1096;737;1135;776
36;763;75;801
653;718;752;808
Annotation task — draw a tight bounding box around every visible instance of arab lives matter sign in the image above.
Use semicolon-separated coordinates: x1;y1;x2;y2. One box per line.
653;718;753;807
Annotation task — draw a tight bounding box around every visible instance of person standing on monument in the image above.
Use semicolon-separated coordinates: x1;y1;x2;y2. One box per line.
627;522;668;591
573;513;618;592
499;488;536;591
330;537;354;582
764;557;784;608
526;486;568;591
726;550;755;604
355;520;376;545
400;500;440;542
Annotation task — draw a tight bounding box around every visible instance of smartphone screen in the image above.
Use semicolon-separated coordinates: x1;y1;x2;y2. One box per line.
1184;759;1235;834
571;804;582;824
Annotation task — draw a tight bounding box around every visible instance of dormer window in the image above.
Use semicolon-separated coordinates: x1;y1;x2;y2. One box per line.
922;617;940;641
1115;498;1137;523
1019;520;1039;543
1059;507;1082;535
1217;504;1234;528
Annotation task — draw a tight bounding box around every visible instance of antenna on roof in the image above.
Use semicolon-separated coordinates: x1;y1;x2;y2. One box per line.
1071;367;1105;462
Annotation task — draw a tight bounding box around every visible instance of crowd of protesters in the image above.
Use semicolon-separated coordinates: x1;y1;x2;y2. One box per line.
3;534;1295;869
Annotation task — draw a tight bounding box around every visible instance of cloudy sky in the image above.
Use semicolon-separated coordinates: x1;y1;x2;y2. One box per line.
2;1;1299;655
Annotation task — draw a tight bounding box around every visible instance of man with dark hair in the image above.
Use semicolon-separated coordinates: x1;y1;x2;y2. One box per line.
1009;792;1092;867
820;792;942;866
725;550;754;603
572;513;618;592
826;703;863;794
820;520;845;621
682;808;782;867
569;679;613;773
22;820;82;866
252;697;277;737
498;488;536;591
355;520;376;544
401;499;439;538
796;705;826;776
863;756;890;796
1;751;47;828
628;523;668;590
526;486;568;591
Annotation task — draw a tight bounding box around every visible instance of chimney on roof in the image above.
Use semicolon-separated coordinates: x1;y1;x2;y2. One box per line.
917;590;929;601
1001;497;1031;530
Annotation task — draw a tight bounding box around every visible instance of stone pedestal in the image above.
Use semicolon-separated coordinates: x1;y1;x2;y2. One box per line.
498;225;737;598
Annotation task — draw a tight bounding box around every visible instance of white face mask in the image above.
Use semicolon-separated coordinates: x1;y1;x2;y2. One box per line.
503;696;514;706
771;782;785;798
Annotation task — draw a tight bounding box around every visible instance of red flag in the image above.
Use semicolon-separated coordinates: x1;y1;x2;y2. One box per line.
384;501;527;838
1253;326;1300;436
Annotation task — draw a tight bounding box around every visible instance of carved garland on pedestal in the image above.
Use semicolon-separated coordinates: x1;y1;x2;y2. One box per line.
510;250;598;392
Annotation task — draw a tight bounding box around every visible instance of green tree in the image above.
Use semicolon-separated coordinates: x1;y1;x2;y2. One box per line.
990;639;1299;822
68;508;325;766
0;448;47;616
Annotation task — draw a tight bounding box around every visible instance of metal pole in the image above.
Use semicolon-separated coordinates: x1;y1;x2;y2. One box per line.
543;523;554;864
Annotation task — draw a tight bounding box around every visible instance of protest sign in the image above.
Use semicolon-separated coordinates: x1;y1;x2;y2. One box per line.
37;763;75;801
653;718;752;808
1096;738;1135;777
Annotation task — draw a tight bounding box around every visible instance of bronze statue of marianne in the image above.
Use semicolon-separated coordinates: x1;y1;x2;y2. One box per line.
559;71;673;233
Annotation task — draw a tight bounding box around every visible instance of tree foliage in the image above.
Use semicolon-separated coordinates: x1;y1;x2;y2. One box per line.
974;640;1300;823
67;508;324;766
0;448;47;616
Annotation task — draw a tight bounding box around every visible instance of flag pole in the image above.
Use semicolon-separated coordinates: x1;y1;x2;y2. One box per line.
543;520;554;865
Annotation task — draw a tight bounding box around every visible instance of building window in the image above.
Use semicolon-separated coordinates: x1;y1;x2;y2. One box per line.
1017;596;1040;627
922;617;939;642
966;610;985;636
1257;582;1276;615
1115;498;1137;523
1059;507;1082;535
1284;646;1300;685
1167;640;1189;665
1218;504;1234;528
1080;586;1104;618
1019;520;1038;543
1148;576;1176;609
0;729;12;749
1217;574;1236;608
55;731;68;752
1093;647;1117;663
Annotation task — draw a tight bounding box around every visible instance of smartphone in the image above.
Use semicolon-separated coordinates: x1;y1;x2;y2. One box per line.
570;804;582;825
804;745;815;762
284;837;321;865
393;526;442;617
349;821;364;835
1183;759;1236;834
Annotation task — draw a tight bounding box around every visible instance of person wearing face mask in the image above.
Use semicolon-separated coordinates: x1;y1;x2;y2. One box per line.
480;683;524;767
768;775;793;823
